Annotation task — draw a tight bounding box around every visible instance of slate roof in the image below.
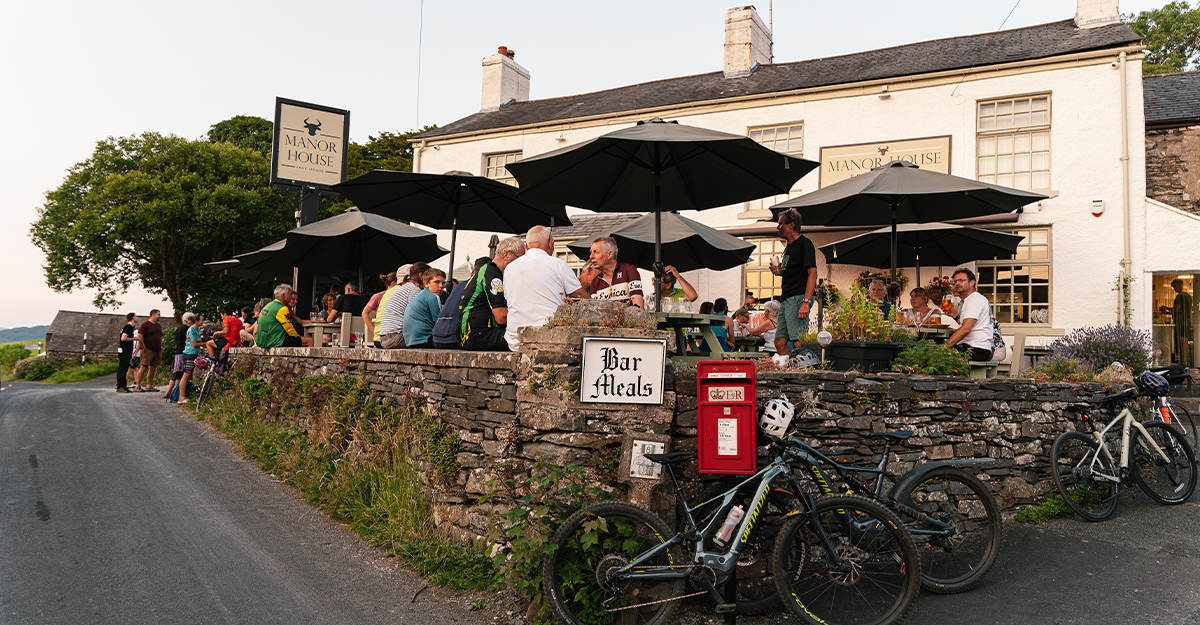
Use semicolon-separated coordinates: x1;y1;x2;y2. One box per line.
551;213;640;240
420;19;1141;140
1144;71;1200;127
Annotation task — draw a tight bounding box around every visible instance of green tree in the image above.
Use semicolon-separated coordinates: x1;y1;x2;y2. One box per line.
208;115;274;154
31;132;293;319
1126;1;1200;74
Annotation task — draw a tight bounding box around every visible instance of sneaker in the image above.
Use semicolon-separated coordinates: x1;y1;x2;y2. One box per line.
116;387;132;393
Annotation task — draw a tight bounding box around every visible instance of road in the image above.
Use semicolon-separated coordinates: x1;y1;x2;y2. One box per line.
0;379;497;625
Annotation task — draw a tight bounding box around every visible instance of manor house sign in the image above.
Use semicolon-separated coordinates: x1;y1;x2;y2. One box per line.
820;135;951;187
271;97;350;188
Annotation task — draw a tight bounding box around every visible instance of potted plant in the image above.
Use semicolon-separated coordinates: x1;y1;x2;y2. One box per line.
824;284;915;372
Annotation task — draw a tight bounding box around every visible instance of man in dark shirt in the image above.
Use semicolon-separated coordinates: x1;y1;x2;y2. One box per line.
773;208;818;355
579;237;644;308
328;282;369;323
116;312;138;392
134;309;163;393
461;238;524;351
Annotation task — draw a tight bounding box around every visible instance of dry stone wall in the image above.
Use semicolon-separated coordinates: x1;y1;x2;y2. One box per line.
233;329;1122;543
1146;125;1200;215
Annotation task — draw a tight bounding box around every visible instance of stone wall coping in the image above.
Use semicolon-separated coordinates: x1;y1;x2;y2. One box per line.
231;346;518;370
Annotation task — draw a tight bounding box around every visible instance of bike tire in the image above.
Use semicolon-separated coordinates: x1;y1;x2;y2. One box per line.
1132;421;1197;505
196;369;215;410
1050;432;1118;521
900;467;1002;594
542;501;685;625
771;493;921;625
1168;402;1197;454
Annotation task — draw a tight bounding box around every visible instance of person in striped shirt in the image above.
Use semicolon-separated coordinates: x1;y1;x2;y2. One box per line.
378;262;430;349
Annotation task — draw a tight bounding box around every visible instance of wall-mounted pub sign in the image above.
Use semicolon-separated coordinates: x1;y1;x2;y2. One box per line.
820;135;951;188
270;97;350;189
580;337;667;404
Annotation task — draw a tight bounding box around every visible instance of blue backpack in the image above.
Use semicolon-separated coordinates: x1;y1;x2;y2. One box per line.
432;277;472;348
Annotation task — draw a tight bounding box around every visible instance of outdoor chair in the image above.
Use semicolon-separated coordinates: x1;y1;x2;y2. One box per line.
338;314;367;347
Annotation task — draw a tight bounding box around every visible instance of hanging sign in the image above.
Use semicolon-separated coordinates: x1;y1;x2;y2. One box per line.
580;337;667;404
270;97;350;189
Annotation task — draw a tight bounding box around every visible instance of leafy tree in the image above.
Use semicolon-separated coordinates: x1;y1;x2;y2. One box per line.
1126;1;1200;74
31;131;293;319
208;115;275;154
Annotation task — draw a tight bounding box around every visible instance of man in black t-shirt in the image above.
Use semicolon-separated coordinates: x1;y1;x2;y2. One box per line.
773;208;818;355
461;237;524;351
116;312;138;392
327;283;369;323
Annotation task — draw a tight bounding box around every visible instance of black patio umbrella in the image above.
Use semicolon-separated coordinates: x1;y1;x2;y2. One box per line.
507;118;818;311
566;211;755;275
818;223;1025;285
214;208;447;289
771;160;1046;292
204;239;289;282
330;169;570;276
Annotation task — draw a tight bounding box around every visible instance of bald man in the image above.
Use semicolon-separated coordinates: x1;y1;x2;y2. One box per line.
503;226;587;351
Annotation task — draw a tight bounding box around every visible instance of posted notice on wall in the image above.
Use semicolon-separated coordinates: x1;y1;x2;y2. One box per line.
271;97;350;188
629;440;666;480
580;337;667;404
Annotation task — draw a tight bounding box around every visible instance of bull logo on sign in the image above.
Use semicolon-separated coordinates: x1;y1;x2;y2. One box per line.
302;118;322;136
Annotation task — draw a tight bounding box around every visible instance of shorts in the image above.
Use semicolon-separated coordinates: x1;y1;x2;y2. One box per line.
381;333;406;349
140;349;162;368
281;335;302;348
183;354;197;373
213;336;240;351
777;295;810;344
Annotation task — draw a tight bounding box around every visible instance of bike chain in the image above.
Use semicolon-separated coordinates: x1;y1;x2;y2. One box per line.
601;564;716;613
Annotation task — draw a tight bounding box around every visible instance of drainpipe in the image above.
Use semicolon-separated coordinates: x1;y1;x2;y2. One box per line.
1119;51;1132;326
414;141;425;174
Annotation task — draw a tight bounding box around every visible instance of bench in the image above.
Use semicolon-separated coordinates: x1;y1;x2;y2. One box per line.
969;361;998;379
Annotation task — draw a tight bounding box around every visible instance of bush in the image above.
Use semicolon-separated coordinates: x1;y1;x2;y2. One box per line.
1028;355;1093;383
891;341;971;376
1047;325;1153;374
13;355;60;381
828;284;892;342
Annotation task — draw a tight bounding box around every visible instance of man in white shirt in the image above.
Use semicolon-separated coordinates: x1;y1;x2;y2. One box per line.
946;267;995;361
504;225;588;351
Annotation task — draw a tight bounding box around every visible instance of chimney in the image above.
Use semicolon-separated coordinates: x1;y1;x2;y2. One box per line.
724;6;772;79
481;45;531;111
1075;0;1120;28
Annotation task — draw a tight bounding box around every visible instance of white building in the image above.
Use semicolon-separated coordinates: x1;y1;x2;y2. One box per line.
413;1;1200;367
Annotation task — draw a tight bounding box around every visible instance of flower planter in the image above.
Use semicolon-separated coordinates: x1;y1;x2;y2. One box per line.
825;340;906;373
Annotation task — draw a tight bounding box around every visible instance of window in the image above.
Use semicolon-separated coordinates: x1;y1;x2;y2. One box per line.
744;237;787;301
975;228;1051;325
976;96;1050;191
554;244;587;276
743;124;804;218
484;151;521;186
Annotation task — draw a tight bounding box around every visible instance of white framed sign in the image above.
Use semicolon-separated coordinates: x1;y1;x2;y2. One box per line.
271;97;350;189
580;337;667;404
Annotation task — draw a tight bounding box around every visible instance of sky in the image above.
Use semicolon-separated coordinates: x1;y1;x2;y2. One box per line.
0;0;1165;328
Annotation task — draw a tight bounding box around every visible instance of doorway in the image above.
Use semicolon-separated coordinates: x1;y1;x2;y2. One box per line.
1152;274;1197;367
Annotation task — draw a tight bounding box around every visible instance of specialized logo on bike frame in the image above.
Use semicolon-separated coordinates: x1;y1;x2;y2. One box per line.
707;386;744;402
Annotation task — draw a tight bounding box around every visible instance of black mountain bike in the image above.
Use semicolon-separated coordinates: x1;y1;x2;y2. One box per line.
542;443;922;625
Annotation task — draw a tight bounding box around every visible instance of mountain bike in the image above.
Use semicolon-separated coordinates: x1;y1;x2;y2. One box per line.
1051;386;1197;522
541;444;922;625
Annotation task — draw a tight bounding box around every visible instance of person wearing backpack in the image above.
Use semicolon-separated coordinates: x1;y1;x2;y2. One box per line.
434;257;490;350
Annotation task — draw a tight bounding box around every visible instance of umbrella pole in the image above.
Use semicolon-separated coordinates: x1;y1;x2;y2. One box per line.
889;205;899;306
653;170;662;314
449;211;459;279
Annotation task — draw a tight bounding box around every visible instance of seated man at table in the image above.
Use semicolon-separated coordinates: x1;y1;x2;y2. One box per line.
461;237;525;351
868;279;895;321
580;237;643;308
656;265;697;310
327;282;368;324
946;268;995;361
504;226;586;352
256;284;314;348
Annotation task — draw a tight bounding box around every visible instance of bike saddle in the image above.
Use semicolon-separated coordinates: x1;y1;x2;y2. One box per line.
644;451;695;465
1065;403;1093;413
868;431;913;441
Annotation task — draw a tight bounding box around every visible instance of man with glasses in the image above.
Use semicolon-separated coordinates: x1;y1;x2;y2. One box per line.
772;208;818;356
461;237;525;351
946;268;994;361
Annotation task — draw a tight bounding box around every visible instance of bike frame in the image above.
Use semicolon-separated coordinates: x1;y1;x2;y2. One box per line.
1082;406;1173;482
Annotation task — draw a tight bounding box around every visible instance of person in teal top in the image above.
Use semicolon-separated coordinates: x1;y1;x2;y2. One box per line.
403;268;447;348
176;313;205;404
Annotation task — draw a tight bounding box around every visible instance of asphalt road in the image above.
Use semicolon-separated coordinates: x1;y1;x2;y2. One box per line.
0;379;496;625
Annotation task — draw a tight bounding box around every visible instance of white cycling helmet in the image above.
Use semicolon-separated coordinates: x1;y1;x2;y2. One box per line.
758;394;796;439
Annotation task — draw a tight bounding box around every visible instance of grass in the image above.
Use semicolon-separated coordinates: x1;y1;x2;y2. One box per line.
0;340;45;381
190;371;496;592
42;361;120;384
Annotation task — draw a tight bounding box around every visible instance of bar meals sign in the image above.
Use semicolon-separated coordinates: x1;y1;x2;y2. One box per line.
820;135;951;187
271;97;350;188
580;337;667;404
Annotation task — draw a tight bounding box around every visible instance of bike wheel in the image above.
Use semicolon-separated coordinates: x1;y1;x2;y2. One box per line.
771;494;920;625
901;467;1002;594
1132;421;1197;505
1168;403;1197;453
196;369;215;410
1050;432;1118;521
542;501;685;625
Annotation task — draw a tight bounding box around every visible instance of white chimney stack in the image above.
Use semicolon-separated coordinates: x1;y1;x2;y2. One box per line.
1075;0;1120;28
480;46;530;111
723;6;772;79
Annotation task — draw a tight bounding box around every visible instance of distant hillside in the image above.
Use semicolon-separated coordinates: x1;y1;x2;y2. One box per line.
0;326;49;343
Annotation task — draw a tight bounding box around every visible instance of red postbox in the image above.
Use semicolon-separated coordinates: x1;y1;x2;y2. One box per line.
696;360;757;474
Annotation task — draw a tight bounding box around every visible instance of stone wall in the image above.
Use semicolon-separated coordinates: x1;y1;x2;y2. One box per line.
233;329;1118;542
1146;125;1200;215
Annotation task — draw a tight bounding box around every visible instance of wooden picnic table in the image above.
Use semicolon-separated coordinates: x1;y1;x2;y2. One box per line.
302;322;341;345
655;312;727;355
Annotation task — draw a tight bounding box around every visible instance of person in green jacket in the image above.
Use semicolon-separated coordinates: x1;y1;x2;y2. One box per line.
255;284;314;348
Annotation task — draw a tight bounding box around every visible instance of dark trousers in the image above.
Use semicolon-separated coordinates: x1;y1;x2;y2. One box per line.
116;350;132;389
463;326;510;352
953;343;994;362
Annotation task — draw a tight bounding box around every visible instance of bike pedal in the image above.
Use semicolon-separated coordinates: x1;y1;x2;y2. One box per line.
714;603;737;613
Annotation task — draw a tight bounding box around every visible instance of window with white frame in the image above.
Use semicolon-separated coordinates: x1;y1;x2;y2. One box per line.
743;124;804;217
975;227;1051;325
976;95;1050;192
485;151;521;186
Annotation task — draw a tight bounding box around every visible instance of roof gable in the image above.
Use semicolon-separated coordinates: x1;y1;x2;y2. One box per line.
421;20;1140;140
